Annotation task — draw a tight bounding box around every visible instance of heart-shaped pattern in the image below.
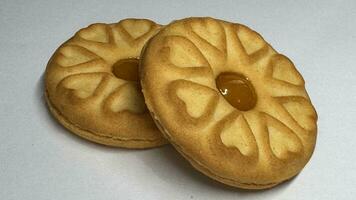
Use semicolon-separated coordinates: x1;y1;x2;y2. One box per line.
57;45;98;67
237;25;266;55
175;81;218;119
271;54;304;85
59;73;103;99
190;18;226;52
165;36;209;68
265;113;303;159
220;114;257;156
281;98;317;131
140;17;318;187
108;83;146;113
78;23;109;43
121;19;152;39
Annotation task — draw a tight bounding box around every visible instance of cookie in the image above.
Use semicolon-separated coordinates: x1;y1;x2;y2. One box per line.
45;18;167;148
140;17;317;189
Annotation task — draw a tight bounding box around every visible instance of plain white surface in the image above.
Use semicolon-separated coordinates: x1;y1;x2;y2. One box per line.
1;0;356;199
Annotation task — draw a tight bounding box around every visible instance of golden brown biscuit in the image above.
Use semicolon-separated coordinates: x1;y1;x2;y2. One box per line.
141;17;317;189
45;19;167;148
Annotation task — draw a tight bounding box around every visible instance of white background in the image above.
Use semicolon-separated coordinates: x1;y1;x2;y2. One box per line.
1;0;356;199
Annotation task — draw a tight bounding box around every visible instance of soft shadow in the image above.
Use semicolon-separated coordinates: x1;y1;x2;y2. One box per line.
141;145;296;196
36;72;132;153
38;71;296;194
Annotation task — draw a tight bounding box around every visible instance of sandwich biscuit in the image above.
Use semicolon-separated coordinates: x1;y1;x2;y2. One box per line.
141;17;317;188
45;19;167;148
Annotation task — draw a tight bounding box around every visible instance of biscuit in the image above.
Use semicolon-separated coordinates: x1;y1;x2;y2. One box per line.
45;19;167;148
141;17;317;189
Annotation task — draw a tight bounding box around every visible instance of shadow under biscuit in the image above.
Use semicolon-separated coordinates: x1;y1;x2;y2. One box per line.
36;72;132;153
37;72;297;193
141;145;297;195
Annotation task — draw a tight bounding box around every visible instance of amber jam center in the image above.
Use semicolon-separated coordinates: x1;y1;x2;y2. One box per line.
112;58;139;81
216;72;257;111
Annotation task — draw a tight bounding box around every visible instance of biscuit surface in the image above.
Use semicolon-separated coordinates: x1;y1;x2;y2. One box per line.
45;19;166;148
141;17;317;188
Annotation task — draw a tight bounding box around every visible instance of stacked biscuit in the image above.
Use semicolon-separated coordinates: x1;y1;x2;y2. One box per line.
45;17;317;189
